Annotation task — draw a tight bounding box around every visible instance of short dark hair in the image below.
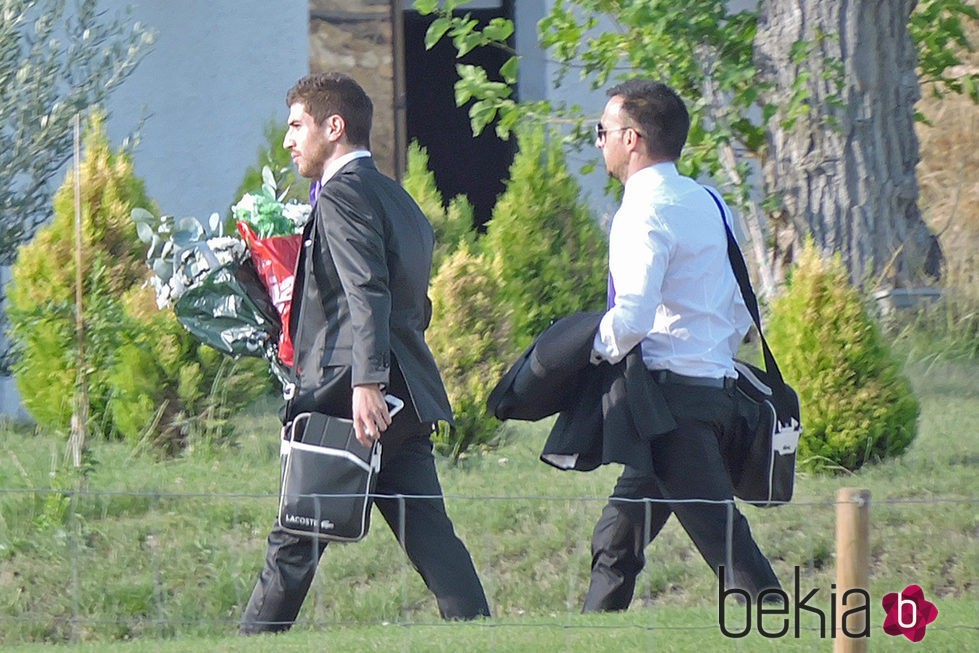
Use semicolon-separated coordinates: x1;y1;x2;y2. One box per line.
607;79;689;160
286;72;373;149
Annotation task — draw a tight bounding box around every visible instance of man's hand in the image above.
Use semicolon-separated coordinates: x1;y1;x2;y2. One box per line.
352;383;391;447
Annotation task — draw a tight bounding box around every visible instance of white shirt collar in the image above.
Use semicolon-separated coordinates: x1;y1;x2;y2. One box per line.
624;161;678;191
321;150;371;185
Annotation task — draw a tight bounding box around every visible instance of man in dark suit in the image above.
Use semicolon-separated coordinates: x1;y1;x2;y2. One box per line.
240;72;489;634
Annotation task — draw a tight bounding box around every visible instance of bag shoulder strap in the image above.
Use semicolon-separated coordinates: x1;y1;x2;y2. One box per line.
703;187;790;395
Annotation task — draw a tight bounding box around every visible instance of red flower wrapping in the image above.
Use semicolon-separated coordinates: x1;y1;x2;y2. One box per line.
237;221;302;367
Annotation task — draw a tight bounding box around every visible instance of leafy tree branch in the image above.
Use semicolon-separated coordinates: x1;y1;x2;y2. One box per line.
0;0;154;265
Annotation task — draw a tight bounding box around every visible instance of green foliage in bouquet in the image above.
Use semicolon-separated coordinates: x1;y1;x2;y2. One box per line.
428;244;517;460
231;164;311;238
130;205;234;308
481;125;607;349
402;141;475;270
765;239;920;472
233;187;292;237
8;114;268;450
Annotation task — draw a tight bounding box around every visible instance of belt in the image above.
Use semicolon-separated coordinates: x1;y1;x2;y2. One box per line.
651;369;735;390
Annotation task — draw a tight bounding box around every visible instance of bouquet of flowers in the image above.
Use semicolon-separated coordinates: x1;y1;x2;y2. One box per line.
132;167;312;387
233;168;311;366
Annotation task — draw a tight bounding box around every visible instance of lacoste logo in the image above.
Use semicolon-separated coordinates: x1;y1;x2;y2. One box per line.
284;514;335;530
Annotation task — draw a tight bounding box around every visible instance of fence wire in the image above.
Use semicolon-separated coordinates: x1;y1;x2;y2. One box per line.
0;487;976;648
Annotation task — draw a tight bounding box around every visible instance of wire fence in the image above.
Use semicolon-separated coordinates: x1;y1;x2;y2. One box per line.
1;484;976;648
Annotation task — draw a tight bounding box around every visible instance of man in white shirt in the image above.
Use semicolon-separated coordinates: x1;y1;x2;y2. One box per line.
583;79;781;611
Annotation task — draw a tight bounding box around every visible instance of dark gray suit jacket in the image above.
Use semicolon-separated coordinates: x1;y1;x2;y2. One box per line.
288;157;452;426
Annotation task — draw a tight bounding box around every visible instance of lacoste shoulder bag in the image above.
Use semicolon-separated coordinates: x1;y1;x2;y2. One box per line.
278;411;381;542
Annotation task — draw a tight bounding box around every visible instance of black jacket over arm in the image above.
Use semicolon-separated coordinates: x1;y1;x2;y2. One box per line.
487;312;676;475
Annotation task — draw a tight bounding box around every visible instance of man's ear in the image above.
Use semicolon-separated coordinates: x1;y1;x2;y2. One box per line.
324;114;345;142
626;128;643;152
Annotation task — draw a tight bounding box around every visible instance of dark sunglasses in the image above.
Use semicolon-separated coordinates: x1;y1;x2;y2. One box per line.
595;122;642;141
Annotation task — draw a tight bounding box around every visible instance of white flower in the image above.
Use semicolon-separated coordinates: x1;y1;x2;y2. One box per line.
231;193;258;222
282;201;312;228
139;173;308;309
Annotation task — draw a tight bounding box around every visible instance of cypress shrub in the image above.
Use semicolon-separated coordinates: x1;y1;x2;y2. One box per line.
107;285;270;453
765;240;920;472
481;125;607;349
8;114;268;450
8;113;153;433
424;127;609;458
427;244;516;459
402;140;475;270
402;141;447;227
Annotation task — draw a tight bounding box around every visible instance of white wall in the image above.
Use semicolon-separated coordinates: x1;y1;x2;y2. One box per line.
514;1;621;224
0;265;28;421
100;0;309;219
0;1;309;420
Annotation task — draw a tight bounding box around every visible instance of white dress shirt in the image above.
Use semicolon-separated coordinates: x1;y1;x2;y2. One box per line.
321;150;372;185
592;162;751;378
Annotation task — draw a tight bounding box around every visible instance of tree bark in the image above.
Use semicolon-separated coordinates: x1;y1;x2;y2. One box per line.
755;0;941;290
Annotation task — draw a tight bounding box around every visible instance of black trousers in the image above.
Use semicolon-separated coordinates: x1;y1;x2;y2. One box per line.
240;432;490;633
582;381;781;612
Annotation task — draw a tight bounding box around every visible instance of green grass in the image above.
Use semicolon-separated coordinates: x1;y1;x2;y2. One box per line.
2;604;977;652
0;358;976;650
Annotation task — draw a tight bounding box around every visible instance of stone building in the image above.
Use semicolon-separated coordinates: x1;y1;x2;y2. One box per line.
308;0;523;225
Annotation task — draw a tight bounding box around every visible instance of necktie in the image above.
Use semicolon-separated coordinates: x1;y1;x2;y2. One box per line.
607;274;616;310
309;180;322;205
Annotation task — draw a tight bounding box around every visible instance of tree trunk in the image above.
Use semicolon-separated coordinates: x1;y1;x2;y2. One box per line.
755;0;941;290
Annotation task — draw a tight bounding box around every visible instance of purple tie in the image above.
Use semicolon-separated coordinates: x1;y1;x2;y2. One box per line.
607;274;616;310
309;180;322;205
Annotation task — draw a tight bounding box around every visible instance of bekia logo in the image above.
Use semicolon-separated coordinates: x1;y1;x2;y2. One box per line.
717;567;871;639
881;584;938;642
718;570;940;642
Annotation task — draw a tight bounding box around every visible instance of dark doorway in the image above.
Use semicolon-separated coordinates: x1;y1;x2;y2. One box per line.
403;4;515;229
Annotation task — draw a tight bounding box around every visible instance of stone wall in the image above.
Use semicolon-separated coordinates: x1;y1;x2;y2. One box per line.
309;0;400;178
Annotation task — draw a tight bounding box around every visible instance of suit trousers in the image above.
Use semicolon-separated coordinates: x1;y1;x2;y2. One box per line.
240;430;490;633
582;381;780;612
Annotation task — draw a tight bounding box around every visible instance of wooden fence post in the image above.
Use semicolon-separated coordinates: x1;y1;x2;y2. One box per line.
835;487;871;652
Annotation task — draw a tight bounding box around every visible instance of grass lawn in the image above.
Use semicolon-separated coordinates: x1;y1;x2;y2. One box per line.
2;604;977;652
1;357;976;651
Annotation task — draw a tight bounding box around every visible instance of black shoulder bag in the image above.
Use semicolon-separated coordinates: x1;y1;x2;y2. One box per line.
705;188;803;507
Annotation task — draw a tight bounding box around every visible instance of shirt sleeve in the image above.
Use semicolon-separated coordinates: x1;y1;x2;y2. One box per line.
592;200;673;364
